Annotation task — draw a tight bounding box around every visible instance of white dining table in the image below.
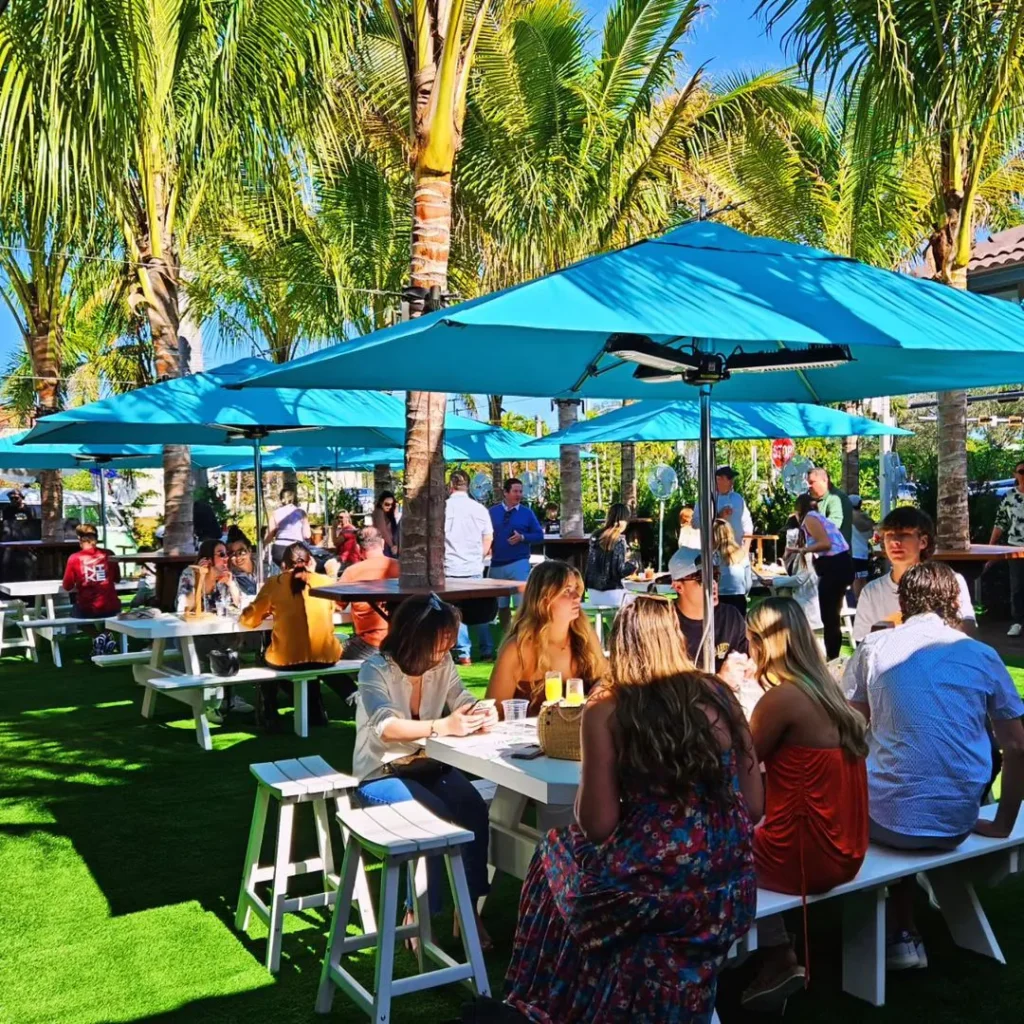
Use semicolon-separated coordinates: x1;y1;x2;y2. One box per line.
104;612;273;680
427;720;580;882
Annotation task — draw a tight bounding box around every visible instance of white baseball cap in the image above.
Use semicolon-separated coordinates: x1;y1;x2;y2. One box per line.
669;546;704;580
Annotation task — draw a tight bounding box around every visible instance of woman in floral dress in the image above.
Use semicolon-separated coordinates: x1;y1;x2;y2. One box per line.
504;596;762;1023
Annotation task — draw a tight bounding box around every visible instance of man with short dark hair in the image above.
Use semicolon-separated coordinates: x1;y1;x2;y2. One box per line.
844;561;1024;970
489;477;543;632
446;470;494;663
990;459;1024;636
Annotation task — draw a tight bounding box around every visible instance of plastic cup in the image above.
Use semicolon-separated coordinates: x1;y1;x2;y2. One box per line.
565;678;585;706
502;698;530;736
544;671;562;704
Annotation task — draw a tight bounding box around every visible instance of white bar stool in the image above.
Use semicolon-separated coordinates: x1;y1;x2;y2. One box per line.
316;801;491;1021
235;755;376;972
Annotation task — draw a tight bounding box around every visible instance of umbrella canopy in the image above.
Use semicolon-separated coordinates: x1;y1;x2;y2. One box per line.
236;223;1024;402
209;429;593;472
16;357;489;448
0;432;242;471
530;400;911;445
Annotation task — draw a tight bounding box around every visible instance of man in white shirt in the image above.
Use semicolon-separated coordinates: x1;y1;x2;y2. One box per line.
692;466;753;552
853;506;975;642
843;561;1024;970
445;469;494;664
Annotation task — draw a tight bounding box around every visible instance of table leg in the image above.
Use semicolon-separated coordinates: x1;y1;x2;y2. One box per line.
927;864;1005;963
841;886;886;1006
43;594;61;668
181;636;202;676
293;679;309;738
487;788;536;885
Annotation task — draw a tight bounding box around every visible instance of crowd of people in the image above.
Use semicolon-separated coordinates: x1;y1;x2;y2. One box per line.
45;468;1024;1019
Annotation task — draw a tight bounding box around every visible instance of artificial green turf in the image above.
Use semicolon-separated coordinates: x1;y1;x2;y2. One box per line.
2;641;1024;1023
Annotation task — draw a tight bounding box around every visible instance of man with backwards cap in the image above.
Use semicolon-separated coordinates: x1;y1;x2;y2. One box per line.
669;546;749;670
692;466;753;554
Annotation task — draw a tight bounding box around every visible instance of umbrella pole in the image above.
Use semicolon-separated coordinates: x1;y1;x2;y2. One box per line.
99;471;108;550
658;499;665;572
252;440;265;586
698;385;716;674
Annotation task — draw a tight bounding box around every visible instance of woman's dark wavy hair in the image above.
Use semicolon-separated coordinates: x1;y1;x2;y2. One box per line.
608;596;747;806
898;561;962;625
381;594;461;676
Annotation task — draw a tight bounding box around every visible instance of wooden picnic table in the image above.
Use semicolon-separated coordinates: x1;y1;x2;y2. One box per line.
933;544;1024;602
0;538;78;582
531;535;590;574
309;576;521;621
111;553;196;612
747;533;779;567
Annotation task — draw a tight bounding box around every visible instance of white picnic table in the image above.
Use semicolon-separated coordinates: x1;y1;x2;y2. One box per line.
428;722;1024;1010
427;720;579;882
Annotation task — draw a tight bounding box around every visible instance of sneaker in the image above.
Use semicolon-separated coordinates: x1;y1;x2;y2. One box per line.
741;963;806;1012
92;634;108;657
206;705;226;726
104;635;117;655
228;694;254;714
458;657;472;666
914;937;928;969
1008;623;1022;637
886;931;920;970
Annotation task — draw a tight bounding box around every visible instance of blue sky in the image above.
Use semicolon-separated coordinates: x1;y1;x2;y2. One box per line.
0;0;785;428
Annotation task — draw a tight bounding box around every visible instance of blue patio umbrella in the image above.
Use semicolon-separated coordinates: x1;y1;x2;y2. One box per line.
0;433;247;545
529;399;911;445
235;223;1024;668
209;429;593;472
16;357;489;573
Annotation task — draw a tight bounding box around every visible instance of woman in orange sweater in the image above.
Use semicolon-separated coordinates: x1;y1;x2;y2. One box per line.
240;542;341;730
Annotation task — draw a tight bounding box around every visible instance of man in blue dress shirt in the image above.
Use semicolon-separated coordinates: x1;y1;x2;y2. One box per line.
488;478;544;631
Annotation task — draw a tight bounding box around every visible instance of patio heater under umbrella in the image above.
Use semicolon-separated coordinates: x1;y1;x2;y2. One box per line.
234;223;1024;671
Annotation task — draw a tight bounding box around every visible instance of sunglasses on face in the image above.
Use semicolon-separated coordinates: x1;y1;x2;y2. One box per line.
228;549;249;559
681;570;720;584
213;550;228;559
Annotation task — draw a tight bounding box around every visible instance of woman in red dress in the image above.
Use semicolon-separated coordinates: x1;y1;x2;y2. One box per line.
741;597;869;1012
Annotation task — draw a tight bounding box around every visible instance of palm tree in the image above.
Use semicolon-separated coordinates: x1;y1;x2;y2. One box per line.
0;0;119;536
760;0;1024;548
87;0;325;552
453;0;803;534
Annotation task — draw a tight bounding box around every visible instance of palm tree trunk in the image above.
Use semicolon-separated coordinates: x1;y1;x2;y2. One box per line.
557;400;583;537
937;389;969;548
373;464;393;497
26;319;62;540
401;170;451;587
488;395;504;498
146;250;193;555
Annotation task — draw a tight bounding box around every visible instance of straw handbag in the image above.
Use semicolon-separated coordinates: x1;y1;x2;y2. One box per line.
537;701;585;761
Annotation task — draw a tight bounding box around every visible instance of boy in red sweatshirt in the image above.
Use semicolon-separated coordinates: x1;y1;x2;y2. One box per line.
62;524;121;655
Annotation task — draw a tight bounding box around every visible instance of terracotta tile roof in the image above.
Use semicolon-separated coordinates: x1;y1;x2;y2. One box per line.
969;226;1024;274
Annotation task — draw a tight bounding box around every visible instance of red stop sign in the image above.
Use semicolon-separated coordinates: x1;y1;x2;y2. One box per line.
771;438;795;469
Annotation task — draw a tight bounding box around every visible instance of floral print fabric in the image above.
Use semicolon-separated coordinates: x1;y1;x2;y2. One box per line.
505;753;755;1023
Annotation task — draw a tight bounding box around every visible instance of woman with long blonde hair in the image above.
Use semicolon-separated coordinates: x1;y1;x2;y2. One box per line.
487;560;607;714
739;597;869;1012
713;517;751;615
505;596;761;1021
584;501;637;608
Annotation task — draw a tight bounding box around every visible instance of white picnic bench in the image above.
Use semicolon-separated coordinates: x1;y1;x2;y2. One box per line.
104;611;365;750
427;722;1024;1009
0;579;138;667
